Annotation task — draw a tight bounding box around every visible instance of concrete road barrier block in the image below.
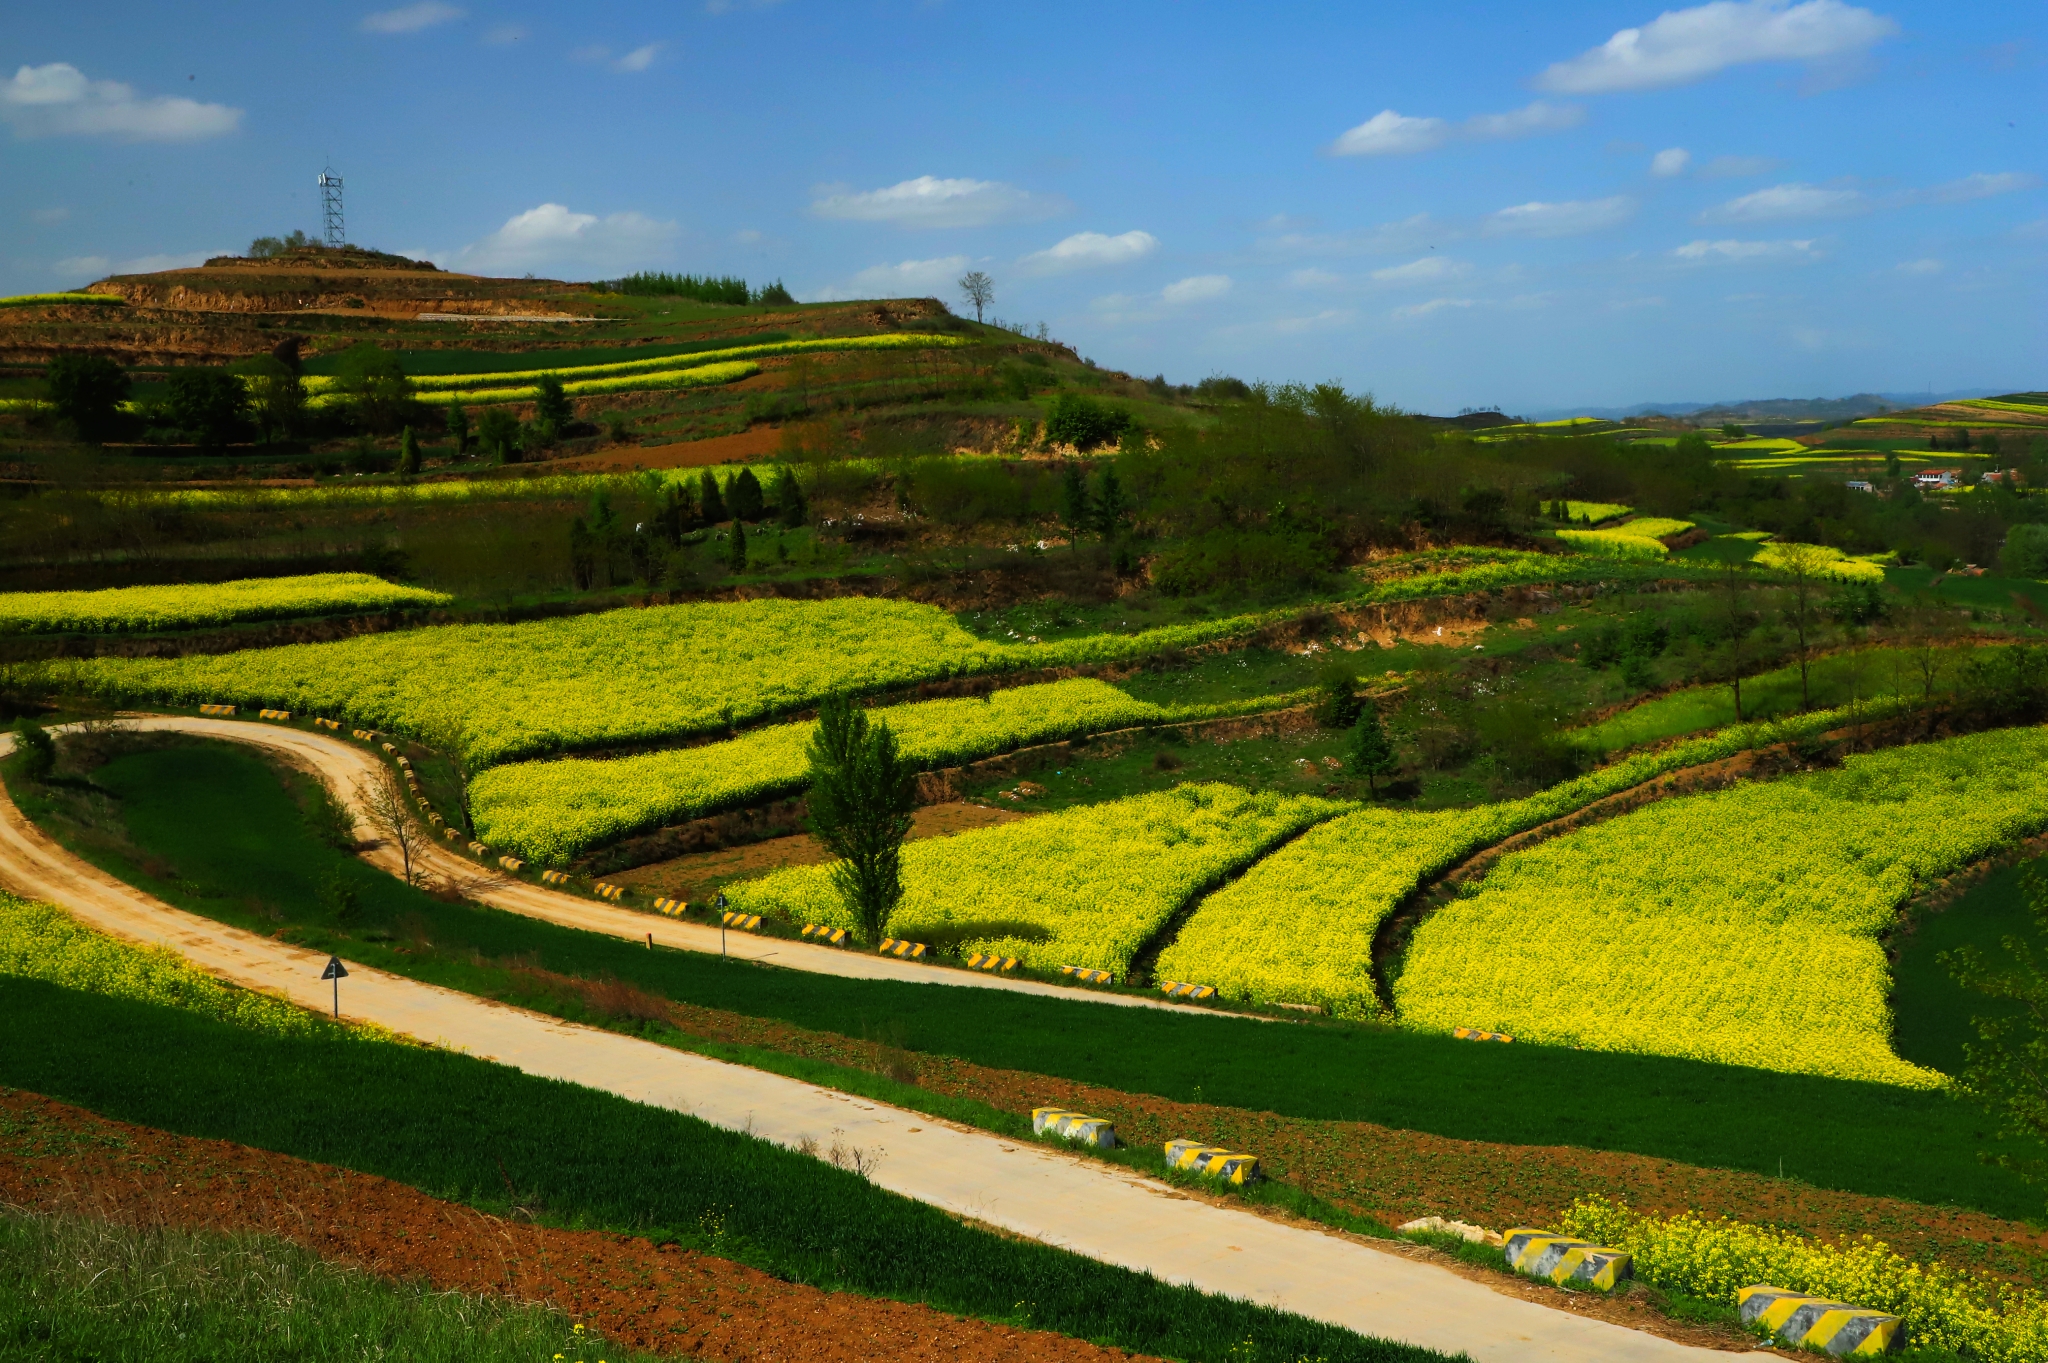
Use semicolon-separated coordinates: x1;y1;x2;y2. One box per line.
1503;1229;1632;1291
498;855;524;872
1032;1107;1118;1148
258;708;291;721
1738;1285;1903;1356
381;742;396;754
802;924;848;945
1158;979;1216;1000
967;952;1019;972
723;912;764;931
539;869;571;886
654;897;687;916
1060;965;1112;985
593;882;625;902
199;704;236;716
468;841;488;855
1165;1139;1260;1185
1454;1026;1514;1043
442;827;461;840
352;729;376;741
314;718;341;731
879;937;927;957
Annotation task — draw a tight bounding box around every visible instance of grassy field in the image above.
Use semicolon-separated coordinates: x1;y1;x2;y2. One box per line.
0;977;1445;1363
1892;856;2048;1076
0;1208;654;1363
5;737;2039;1222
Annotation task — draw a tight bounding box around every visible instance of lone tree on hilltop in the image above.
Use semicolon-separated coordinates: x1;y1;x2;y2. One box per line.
806;696;918;945
958;270;994;324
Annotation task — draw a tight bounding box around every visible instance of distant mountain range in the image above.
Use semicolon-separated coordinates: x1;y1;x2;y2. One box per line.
1519;390;2001;424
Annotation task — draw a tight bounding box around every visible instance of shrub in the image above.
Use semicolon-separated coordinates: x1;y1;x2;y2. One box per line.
164;371;250;447
1151;527;1334;595
1043;392;1131;450
2004;524;2048;579
44;354;130;439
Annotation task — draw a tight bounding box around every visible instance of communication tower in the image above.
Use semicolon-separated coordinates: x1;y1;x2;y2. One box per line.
318;168;345;248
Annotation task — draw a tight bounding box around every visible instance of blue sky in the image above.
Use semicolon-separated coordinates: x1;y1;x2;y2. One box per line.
4;0;2043;413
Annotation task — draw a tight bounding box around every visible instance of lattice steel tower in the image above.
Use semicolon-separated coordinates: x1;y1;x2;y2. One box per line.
318;168;344;248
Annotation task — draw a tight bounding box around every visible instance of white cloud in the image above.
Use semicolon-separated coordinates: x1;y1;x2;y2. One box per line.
1331;110;1450;156
31;206;69;225
614;43;661;71
1535;0;1898;93
1286;267;1346;289
1019;230;1158;274
1651;147;1692;177
1672;237;1820;261
1370;256;1471;284
1700;153;1781;177
55;249;218;281
1;63;241;141
808;255;970;302
483;23;526;43
1704;181;1865;221
1392;297;1477;320
1161;274;1232;304
1258;213;1444;258
1331;101;1581;157
1915;171;2038;204
362;2;464;33
810;175;1066;229
1894;257;1944;274
1484;196;1636;237
447;203;678;274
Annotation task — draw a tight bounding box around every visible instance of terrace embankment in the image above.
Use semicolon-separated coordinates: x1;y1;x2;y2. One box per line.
0;1088;1166;1363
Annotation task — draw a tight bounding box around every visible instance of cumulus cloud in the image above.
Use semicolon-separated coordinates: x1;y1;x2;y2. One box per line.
1535;0;1898;93
1703;182;1866;221
1391;297;1477;320
362;2;464;33
1019;230;1158;274
1651;147;1692;177
1331;101;1582;157
1914;171;2039;204
1672;237;1821;261
447;203;678;274
1160;274;1232;304
808;255;971;302
1370;256;1471;284
2;63;241;141
810;176;1066;229
54;249;219;281
1257;213;1443;258
1484;196;1636;237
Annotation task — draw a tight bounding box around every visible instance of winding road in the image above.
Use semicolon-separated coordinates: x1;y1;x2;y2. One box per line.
0;721;1742;1362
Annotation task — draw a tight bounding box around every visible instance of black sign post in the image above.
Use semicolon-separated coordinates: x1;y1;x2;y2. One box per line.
320;955;349;1017
715;892;728;956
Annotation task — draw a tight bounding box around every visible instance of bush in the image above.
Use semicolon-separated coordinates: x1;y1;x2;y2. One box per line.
44;355;131;439
1043;392;1131;451
164;370;249;447
2004;524;2048;579
332;346;414;434
1150;527;1334;595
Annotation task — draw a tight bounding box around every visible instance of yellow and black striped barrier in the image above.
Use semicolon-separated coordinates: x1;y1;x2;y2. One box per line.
1032;1107;1118;1149
427;812;443;825
199;703;236;716
352;728;376;741
1165;1139;1260;1185
468;840;488;855
1158;979;1216;1001
1061;965;1112;985
967;952;1019;972
498;855;524;873
654;897;687;916
395;756;410;769
539;869;572;886
878;937;927;958
1454;1026;1514;1043
593;882;625;902
1503;1229;1632;1291
722;911;763;931
442;827;461;840
258;708;291;721
1737;1286;1902;1356
380;742;396;754
802;924;848;945
314;717;341;731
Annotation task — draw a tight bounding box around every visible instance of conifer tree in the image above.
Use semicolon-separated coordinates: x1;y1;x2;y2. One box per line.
771;464;808;528
396;425;420;475
730;466;766;521
445;404;470;456
806;696;917;944
1352;707;1397;797
1061;462;1092;550
700;470;728;523
727;519;748;573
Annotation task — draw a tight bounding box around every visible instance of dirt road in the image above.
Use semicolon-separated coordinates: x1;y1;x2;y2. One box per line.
0;728;1737;1362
